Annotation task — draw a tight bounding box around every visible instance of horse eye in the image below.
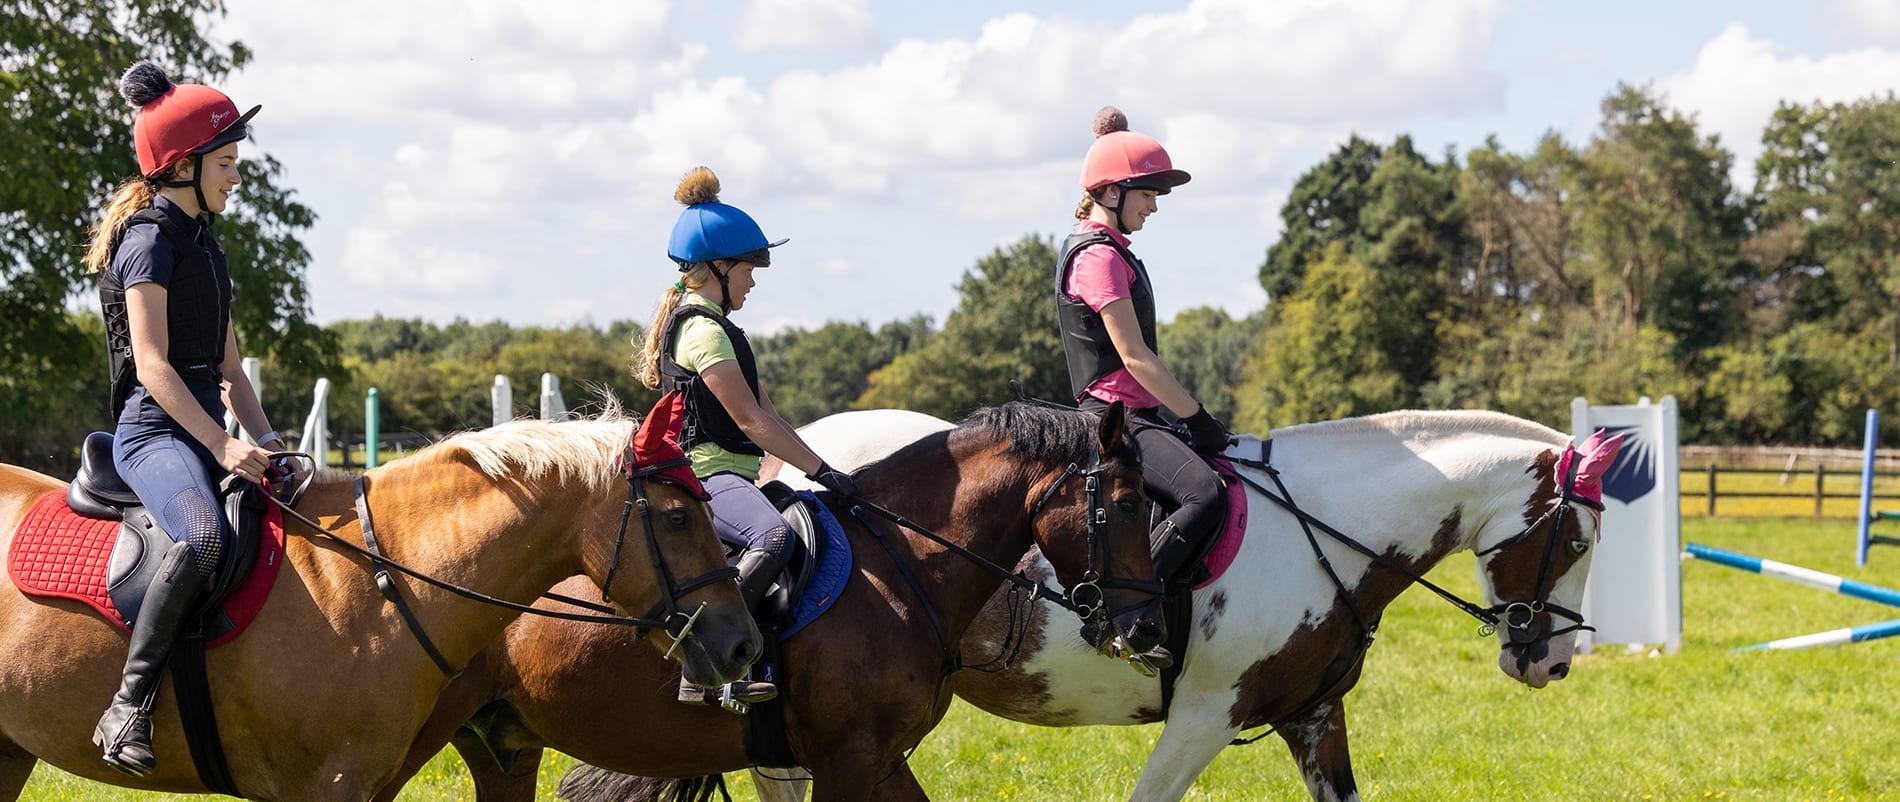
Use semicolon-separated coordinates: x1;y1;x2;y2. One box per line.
1569;539;1590;555
1116;498;1138;514
665;509;691;529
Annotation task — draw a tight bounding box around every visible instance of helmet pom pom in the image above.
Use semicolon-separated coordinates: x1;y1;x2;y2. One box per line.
674;166;721;206
1091;106;1129;138
119;61;174;108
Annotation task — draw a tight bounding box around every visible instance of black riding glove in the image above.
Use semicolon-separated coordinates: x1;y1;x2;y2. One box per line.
1181;406;1232;457
812;463;858;497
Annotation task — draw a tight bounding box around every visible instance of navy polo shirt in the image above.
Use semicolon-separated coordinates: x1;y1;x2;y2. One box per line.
108;196;232;427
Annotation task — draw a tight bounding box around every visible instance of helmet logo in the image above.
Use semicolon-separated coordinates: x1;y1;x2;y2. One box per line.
210;110;230;127
1139;157;1167;171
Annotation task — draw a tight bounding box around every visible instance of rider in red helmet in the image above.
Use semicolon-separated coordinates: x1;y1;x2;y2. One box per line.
1056;108;1229;666
80;61;289;776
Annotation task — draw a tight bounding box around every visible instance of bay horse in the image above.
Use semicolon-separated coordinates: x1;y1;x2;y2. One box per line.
0;414;760;801
373;402;1165;802
770;408;1624;802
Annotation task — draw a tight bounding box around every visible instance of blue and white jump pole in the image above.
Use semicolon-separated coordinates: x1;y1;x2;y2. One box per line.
1683;542;1900;650
1861;409;1900;567
1735;619;1900;652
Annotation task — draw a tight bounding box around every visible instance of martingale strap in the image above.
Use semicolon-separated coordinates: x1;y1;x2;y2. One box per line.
355;477;459;677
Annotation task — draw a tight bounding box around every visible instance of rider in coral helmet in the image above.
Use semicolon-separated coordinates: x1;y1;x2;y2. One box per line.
1055;107;1230;668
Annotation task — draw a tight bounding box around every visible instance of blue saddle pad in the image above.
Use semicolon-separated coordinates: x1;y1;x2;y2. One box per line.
780;490;851;640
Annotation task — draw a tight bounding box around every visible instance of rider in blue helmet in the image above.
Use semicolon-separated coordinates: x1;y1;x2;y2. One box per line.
637;167;858;711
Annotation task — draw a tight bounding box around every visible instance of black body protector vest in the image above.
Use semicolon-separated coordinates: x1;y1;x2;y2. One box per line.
658;304;766;457
1054;230;1158;401
100;207;231;421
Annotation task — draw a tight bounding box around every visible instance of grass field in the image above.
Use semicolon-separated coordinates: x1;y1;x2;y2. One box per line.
19;514;1900;801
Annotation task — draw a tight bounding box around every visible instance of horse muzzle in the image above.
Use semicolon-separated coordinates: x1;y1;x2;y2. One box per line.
1498;634;1574;689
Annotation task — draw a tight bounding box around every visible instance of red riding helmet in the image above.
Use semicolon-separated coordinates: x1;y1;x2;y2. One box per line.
120;61;260;178
1080;107;1190;194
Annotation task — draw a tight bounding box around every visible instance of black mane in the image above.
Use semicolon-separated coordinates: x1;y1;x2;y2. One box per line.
955;401;1134;465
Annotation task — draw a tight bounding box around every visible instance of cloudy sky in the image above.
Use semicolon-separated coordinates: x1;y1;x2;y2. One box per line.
206;0;1900;334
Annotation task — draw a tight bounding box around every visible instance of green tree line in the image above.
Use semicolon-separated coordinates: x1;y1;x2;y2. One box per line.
5;1;1896;474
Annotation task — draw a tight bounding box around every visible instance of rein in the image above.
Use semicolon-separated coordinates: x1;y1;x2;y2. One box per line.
1218;445;1602;746
845;453;1163;664
262;456;732;676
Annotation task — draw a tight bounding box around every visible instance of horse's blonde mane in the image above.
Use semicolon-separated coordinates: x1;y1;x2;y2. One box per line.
1273;409;1570;447
422;412;637;494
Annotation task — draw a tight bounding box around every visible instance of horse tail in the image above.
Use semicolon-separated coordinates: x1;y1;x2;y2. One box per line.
557;764;729;802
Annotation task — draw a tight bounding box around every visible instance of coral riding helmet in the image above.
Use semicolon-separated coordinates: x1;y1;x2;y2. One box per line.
1079;107;1190;195
120;61;259;180
667;167;787;268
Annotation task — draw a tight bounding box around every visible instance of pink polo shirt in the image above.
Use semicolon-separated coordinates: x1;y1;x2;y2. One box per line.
1062;221;1161;409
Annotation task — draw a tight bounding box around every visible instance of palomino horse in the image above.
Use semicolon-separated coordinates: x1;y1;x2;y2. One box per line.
774;408;1623;802
0;415;759;800
374;402;1165;802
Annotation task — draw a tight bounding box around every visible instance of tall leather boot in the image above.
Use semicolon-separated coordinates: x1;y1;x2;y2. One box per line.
93;540;206;776
1127;520;1195;671
679;548;784;709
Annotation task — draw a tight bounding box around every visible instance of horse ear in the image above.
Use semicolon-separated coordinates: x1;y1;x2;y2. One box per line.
1575;431;1625;486
1097;400;1127;453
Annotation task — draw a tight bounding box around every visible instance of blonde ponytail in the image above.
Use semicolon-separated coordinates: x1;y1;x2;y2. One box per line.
635;264;715;388
1074;192;1095;221
83;178;160;274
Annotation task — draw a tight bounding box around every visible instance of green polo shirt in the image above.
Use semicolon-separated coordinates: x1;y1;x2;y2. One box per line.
673;294;764;480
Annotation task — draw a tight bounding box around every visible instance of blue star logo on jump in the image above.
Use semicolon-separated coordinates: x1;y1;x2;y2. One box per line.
1594;425;1653;504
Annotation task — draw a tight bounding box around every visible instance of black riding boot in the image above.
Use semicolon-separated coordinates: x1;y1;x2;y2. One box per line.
679;548;784;709
93;540;206;776
1129;520;1204;670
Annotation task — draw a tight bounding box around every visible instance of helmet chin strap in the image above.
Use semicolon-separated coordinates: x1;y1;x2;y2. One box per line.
707;261;734;314
1093;185;1133;235
156;153;216;228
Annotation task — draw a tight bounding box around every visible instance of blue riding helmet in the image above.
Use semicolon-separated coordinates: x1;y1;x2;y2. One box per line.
667;202;788;268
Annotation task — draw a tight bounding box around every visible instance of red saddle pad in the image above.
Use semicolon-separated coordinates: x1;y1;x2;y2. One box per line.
7;489;285;647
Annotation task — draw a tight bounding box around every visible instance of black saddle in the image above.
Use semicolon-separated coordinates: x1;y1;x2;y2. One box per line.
752;480;827;625
66;431;265;636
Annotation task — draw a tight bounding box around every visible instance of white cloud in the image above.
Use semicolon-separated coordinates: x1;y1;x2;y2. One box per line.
339;227;506;300
1823;0;1900;46
1660;23;1900;190
209;0;1512;325
733;0;878;52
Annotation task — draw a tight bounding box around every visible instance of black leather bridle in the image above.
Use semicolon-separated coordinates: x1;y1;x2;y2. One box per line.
1026;454;1167;630
1471;450;1605;670
1229;445;1603;678
600;454;741;657
847;448;1165;668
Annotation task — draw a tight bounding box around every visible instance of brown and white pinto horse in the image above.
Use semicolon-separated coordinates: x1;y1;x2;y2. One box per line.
374;402;1164;802
0;415;758;801
776;408;1622;802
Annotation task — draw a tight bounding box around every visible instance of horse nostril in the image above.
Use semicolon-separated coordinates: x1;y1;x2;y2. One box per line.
731;636;758;668
1550;662;1569;680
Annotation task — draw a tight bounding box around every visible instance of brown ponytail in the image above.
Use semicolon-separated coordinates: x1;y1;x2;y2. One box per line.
635;264;715;389
83;161;194;274
82;178;159;274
